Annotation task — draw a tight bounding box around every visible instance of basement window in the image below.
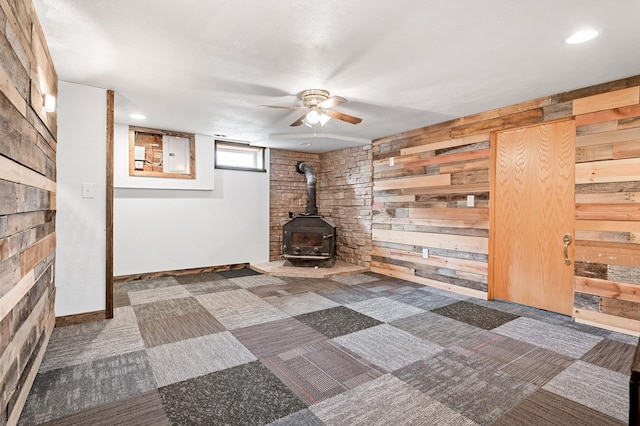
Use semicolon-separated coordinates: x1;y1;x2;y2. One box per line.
215;141;265;172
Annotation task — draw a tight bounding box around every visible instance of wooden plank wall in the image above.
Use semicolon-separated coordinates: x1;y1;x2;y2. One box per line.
372;76;640;333
0;0;58;424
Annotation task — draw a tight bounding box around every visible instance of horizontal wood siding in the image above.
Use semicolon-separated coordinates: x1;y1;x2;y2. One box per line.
373;76;640;333
0;0;58;423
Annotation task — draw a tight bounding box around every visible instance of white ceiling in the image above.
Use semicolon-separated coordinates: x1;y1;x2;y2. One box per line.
33;0;640;153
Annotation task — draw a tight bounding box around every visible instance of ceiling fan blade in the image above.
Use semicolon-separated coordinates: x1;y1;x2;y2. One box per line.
259;104;307;110
324;109;363;124
319;96;348;109
290;114;306;127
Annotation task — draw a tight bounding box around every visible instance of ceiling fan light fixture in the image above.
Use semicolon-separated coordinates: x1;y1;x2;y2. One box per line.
303;109;330;127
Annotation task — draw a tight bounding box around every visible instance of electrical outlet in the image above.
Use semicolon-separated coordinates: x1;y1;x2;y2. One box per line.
422;248;429;259
467;195;474;207
81;183;94;199
389;156;395;166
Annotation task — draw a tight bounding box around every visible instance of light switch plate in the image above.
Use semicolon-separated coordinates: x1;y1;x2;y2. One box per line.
422;248;429;259
467;195;474;207
82;183;95;199
389;157;395;166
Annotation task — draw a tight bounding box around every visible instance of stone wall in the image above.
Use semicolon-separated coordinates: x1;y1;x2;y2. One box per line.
269;146;373;268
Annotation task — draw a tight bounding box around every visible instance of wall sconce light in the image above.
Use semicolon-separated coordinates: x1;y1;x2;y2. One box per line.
43;93;56;112
303;109;330;128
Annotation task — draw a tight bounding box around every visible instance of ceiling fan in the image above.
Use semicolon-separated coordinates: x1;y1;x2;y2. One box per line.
261;89;363;127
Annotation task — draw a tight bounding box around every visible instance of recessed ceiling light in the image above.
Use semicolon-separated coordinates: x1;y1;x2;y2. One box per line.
566;29;599;44
300;143;312;146
130;113;145;120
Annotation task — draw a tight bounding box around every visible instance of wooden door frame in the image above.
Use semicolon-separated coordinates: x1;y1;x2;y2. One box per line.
106;90;114;319
487;118;575;305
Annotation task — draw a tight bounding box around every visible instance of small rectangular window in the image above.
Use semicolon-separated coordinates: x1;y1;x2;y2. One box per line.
215;141;265;172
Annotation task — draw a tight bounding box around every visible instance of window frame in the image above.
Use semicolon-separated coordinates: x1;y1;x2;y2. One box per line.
214;141;266;172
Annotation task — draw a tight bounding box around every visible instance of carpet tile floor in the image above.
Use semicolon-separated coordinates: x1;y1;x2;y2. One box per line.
19;269;636;425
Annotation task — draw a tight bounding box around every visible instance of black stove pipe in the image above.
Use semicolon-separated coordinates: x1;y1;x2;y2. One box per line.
296;161;318;215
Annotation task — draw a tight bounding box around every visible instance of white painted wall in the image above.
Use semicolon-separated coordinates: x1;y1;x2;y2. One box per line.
55;81;106;316
113;124;270;276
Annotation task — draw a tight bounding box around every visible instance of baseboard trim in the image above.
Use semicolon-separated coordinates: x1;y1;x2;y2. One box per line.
113;263;251;283
55;310;106;327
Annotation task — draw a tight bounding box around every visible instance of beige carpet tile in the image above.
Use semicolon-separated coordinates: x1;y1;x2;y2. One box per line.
132;296;211;321
146;332;257;387
128;285;191;305
543;360;629;422
265;292;340;316
39;391;170;426
391;311;488;348
333;324;444;372
230;274;289;288
182;280;240;296
316;286;378;304
493;317;604;358
580;338;636;375
499;347;575;386
448;332;537;369
394;350;537;425
494;389;625;426
137;312;225;348
331;273;380;286
346;297;425;322
262;340;385;405
310;374;477;426
40;306;145;372
231;317;327;359
196;289;289;329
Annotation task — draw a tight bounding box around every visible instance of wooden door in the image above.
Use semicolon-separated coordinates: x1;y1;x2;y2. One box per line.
489;120;575;315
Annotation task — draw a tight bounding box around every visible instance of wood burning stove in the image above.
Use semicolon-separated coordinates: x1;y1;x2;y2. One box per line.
282;161;337;267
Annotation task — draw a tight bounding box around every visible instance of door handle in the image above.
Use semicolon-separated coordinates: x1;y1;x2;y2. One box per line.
563;234;573;265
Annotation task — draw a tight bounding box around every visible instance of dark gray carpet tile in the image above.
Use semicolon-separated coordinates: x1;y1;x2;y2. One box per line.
500;347;575;386
432;300;520;330
295;306;383;338
494;388;625;426
159;361;306;425
182;279;240;295
117;277;180;292
581;338;636;375
19;350;157;425
38;391;169;426
266;409;324;426
231;317;327;359
217;268;261;278
394;350;536;425
317;286;378;304
388;288;461;311
174;271;226;284
391;311;487;348
261;340;385;405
